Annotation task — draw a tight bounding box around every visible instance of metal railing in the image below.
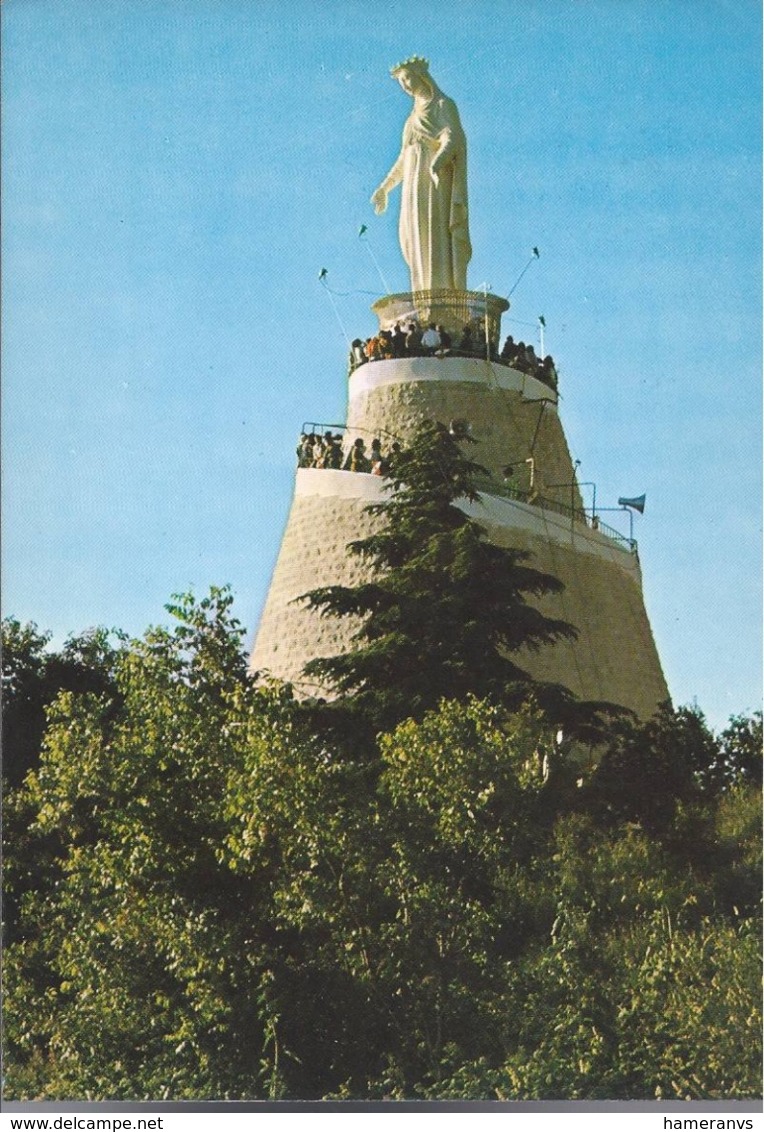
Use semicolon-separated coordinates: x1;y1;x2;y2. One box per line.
472;477;638;555
347;347;559;394
295;429;637;555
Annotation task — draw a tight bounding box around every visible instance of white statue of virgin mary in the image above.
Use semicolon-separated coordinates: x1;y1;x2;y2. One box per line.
371;57;472;294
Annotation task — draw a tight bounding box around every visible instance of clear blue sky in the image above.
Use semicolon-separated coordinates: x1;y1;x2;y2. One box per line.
3;0;761;729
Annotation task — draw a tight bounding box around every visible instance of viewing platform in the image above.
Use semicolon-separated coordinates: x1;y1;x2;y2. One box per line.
348;289;559;394
347;353;558;402
291;465;639;561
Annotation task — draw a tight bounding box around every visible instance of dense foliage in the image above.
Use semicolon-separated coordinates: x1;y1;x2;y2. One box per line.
3;592;761;1101
2;619;125;789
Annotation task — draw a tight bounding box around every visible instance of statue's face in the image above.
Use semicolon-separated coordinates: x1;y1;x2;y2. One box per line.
397;69;428;97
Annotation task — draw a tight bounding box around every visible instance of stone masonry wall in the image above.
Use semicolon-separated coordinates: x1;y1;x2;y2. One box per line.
346;357;583;510
250;490;379;696
250;474;668;719
481;520;668;719
251;351;668;720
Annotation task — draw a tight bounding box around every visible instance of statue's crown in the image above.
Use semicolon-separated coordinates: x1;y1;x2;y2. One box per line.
390;55;430;77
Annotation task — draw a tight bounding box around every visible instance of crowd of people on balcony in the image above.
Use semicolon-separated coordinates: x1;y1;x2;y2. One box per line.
348;321;559;391
349;321;457;367
499;335;559;389
296;430;402;476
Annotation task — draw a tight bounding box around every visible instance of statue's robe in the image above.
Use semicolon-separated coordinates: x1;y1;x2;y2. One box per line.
399;93;472;293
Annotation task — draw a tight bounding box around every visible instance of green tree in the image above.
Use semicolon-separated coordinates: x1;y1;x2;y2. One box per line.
2;618;124;787
364;697;563;1095
5;589;760;1101
717;711;763;790
352;698;760;1100
5;590;273;1098
584;703;715;837
299;421;597;734
492;815;762;1101
709;779;762;920
2;619;128;966
5;590;389;1100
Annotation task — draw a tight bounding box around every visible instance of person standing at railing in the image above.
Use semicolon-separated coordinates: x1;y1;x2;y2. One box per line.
501;334;516;364
435;325;452;357
369;438;385;475
312;435;327;467
325;433;343;469
392;322;407;357
539;355;558;390
405;321;422;355
297;433;316;468
343;438;371;473
421;323;441;354
378;329;395;359
350;338;366;369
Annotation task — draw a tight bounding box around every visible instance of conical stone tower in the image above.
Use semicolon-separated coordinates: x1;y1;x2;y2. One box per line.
250;58;668;719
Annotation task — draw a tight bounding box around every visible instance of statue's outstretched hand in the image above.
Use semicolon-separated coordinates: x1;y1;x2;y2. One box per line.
371;186;388;215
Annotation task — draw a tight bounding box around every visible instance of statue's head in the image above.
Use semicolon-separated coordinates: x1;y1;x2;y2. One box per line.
390;55;433;98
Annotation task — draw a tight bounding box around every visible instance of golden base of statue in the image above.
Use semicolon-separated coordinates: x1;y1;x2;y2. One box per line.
372;289;509;354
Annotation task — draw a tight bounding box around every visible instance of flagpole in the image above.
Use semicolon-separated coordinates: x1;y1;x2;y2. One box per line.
477;281;492;362
318;270;351;349
508;246;540;298
358;226;391;294
538;315;545;357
